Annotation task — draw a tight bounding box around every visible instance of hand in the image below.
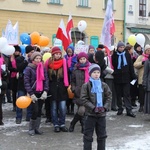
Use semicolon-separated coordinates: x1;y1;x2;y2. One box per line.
40;91;47;100
93;107;105;114
30;94;38;103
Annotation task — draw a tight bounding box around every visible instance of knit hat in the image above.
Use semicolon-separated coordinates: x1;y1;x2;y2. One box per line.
30;52;42;61
144;44;150;51
89;45;95;50
51;46;62;55
77;52;88;60
117;41;125;48
14;45;21;52
89;63;101;76
97;44;105;50
26;45;34;54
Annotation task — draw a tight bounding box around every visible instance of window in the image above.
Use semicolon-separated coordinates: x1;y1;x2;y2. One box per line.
78;0;89;7
139;0;146;17
104;0;114;10
23;0;38;2
49;0;60;4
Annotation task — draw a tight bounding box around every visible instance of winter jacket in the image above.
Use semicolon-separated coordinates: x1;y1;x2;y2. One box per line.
80;81;112;117
112;50;136;84
24;63;49;95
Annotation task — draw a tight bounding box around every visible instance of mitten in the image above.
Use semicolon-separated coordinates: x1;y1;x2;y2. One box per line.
31;94;38;103
40;91;47;100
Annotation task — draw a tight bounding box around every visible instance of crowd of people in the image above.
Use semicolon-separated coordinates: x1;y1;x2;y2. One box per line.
0;40;150;150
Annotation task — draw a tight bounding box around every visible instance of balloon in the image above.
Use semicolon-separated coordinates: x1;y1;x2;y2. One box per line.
0;37;8;51
42;52;51;62
16;96;32;109
30;31;40;45
128;35;136;46
78;20;87;32
67;85;74;99
1;45;15;55
38;36;50;47
136;33;145;47
20;33;31;45
20;45;26;56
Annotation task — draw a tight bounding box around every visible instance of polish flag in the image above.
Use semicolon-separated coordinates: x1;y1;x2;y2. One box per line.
56;19;69;50
66;14;74;44
110;14;115;36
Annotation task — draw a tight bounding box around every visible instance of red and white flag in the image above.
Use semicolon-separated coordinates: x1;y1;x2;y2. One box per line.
56;19;69;50
66;14;74;44
100;0;115;49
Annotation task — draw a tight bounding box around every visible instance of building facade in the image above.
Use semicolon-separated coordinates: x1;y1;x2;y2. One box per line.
0;0;124;48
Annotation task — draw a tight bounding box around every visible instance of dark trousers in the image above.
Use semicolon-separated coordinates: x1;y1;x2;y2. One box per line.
45;96;51;120
31;93;44;120
115;83;132;112
83;116;107;150
0;94;4;121
139;84;145;106
66;98;74;114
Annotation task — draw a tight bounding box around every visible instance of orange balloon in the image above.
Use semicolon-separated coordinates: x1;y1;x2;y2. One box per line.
38;36;50;47
16;96;32;109
30;31;40;45
67;85;74;99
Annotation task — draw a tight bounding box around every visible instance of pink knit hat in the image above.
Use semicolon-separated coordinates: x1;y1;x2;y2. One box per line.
77;52;88;60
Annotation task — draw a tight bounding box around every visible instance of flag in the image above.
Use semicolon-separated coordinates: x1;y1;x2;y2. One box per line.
100;0;115;49
56;19;69;50
66;14;74;44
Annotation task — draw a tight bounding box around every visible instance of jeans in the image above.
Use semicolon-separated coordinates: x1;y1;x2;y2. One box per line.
51;100;66;127
16;90;32;120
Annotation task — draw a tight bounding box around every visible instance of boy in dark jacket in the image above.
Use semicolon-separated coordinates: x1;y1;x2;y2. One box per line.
81;63;112;150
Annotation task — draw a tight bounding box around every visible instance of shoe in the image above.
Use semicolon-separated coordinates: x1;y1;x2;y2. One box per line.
7;100;12;103
16;119;22;124
60;126;68;132
111;108;118;111
69;124;75;132
138;106;143;112
0;121;4;125
12;107;16;112
26;118;30;122
132;103;137;107
54;126;60;132
127;111;136;118
117;109;123;115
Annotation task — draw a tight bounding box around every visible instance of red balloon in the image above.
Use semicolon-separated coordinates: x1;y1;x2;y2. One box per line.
16;96;32;109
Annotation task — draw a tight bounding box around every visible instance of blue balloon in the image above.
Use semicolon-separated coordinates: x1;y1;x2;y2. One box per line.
20;33;31;45
20;45;26;57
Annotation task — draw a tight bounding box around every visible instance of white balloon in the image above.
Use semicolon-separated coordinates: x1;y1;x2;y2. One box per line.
136;33;145;47
0;37;8;51
1;45;15;55
78;20;87;32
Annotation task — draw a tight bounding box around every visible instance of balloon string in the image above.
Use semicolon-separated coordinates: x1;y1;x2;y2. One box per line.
37;95;51;100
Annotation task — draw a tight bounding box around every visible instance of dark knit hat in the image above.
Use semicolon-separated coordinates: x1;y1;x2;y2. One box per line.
30;52;42;61
117;41;125;48
51;46;62;55
25;45;34;54
77;52;88;60
89;63;101;76
97;44;105;50
14;45;21;52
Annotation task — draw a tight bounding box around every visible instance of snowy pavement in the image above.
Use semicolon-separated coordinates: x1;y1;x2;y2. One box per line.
0;103;150;150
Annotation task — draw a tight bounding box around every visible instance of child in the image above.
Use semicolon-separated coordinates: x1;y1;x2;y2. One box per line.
80;63;112;150
69;52;90;133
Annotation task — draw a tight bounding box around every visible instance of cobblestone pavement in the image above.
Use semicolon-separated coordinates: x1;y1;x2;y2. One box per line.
0;103;150;150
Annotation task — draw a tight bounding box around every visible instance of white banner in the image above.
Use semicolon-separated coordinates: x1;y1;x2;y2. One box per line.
74;44;89;54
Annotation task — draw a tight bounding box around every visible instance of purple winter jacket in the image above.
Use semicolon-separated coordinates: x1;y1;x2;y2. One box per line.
24;63;49;95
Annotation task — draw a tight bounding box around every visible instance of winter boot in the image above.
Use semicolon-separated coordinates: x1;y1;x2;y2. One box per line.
28;119;36;136
69;113;81;132
35;117;43;135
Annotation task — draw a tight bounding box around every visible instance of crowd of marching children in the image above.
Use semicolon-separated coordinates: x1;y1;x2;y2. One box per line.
0;41;150;150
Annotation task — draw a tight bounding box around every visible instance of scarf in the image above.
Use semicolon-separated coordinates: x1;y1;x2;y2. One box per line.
11;59;17;78
49;59;63;70
117;51;127;69
142;53;149;62
0;57;4;86
63;58;69;86
89;77;103;107
77;61;90;83
36;62;45;91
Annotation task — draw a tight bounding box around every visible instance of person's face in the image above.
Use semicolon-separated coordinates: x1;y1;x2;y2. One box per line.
67;48;73;56
33;56;42;64
54;53;61;60
88;48;95;54
136;46;142;51
14;51;20;56
28;50;35;57
79;57;87;64
91;70;101;79
118;46;125;52
128;47;134;55
145;48;150;55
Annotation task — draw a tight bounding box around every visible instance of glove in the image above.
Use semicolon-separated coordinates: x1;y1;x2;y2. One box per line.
30;94;38;103
93;107;105;114
40;91;47;100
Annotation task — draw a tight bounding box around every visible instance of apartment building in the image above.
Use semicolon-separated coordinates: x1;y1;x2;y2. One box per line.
0;0;124;47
